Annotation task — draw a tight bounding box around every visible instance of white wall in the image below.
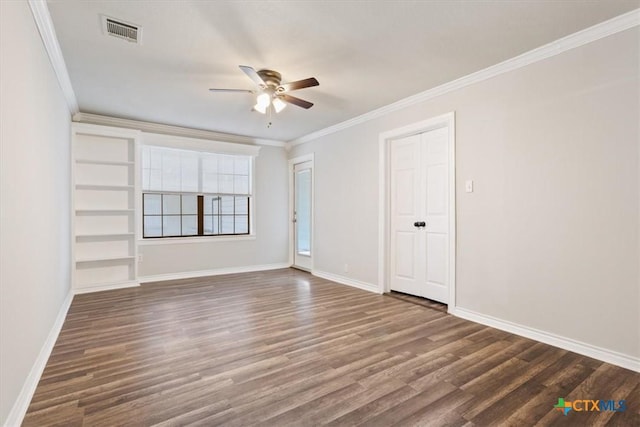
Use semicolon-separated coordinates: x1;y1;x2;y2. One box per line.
0;1;72;424
290;28;639;360
138;144;289;278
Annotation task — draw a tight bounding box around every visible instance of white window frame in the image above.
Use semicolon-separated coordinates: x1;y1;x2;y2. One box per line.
137;132;260;245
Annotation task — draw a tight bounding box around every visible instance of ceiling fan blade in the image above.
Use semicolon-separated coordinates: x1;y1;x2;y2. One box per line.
239;65;266;87
209;88;254;93
278;77;319;92
280;94;314;109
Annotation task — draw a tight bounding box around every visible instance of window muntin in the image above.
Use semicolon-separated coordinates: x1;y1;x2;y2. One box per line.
142;146;252;238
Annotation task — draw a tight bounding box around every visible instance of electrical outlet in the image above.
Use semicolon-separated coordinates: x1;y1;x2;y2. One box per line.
344;263;349;273
138;254;143;263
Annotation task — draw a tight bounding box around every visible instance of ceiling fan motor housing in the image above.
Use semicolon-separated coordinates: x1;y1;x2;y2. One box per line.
257;70;282;88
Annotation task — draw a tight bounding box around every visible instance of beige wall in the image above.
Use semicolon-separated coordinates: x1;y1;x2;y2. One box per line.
290;28;639;359
138;145;289;277
0;1;72;423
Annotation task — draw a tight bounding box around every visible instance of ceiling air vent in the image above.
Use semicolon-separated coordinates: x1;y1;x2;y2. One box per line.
101;15;142;44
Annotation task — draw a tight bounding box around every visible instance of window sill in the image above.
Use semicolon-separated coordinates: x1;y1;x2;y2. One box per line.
138;235;256;245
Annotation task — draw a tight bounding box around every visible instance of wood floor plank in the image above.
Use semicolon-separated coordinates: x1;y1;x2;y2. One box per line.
21;268;639;426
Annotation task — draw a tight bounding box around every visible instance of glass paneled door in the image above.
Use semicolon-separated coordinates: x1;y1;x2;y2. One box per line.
293;161;312;270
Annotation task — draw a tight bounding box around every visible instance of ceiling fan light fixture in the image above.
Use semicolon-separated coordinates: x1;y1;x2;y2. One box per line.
254;102;267;114
273;97;286;113
254;92;271;114
256;93;271;108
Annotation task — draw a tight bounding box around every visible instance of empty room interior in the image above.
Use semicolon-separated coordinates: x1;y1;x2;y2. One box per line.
1;0;640;425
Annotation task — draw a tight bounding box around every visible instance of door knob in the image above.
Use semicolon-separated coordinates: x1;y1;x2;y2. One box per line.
414;221;426;228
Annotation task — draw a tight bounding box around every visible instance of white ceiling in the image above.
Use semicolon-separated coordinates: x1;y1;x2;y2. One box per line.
48;1;638;142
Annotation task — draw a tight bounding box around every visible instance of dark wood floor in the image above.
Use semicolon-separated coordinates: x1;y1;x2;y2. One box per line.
23;269;639;426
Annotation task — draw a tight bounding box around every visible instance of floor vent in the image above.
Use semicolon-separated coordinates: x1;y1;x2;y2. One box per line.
101;16;141;44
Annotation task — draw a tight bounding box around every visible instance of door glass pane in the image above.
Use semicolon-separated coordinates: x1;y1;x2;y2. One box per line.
296;169;311;256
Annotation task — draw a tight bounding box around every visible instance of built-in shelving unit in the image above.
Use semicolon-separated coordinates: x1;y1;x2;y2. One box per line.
71;123;141;292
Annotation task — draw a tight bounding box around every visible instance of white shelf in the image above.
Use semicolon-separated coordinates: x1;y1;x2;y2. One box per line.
72;123;139;293
76;184;133;191
76;159;134;166
76;255;135;264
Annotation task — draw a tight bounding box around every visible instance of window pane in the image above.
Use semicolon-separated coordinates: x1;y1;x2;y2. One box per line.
234;175;249;195
235;215;249;234
202;154;218;174
203;215;213;234
296;169;312;255
143;194;161;215
162;216;181;236
147;169;162;191
149;148;162;168
211;215;220;234
234;157;249;175
143;216;162;237
201;154;218;193
142;168;150;190
181;154;199;192
141;145;254;239
182;215;197;235
162;153;181;191
235;197;248;215
163;194;181;215
220;196;234;214
220;216;234;234
204;195;219;214
142;147;151;168
219;155;234;174
202;172;218;193
219;174;234;193
182;195;197;214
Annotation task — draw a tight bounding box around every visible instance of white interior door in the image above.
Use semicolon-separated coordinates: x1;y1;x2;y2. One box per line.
389;134;423;296
293;161;312;270
390;127;450;303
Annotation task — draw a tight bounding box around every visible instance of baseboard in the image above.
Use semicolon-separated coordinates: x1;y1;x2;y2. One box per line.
450;306;640;373
73;280;140;294
139;263;290;283
312;270;381;294
3;291;74;427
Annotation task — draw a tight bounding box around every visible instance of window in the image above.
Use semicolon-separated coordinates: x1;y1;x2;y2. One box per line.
142;146;252;238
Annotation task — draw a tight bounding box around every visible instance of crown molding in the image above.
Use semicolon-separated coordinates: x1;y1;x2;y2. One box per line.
289;8;640;147
28;0;79;115
73;113;287;147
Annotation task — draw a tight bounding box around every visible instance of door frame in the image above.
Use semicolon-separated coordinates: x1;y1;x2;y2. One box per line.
378;112;456;310
288;153;315;271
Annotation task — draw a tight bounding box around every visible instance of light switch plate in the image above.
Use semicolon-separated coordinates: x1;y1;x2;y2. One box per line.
465;180;474;193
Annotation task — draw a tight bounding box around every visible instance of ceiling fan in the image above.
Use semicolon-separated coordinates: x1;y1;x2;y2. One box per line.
209;66;319;114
